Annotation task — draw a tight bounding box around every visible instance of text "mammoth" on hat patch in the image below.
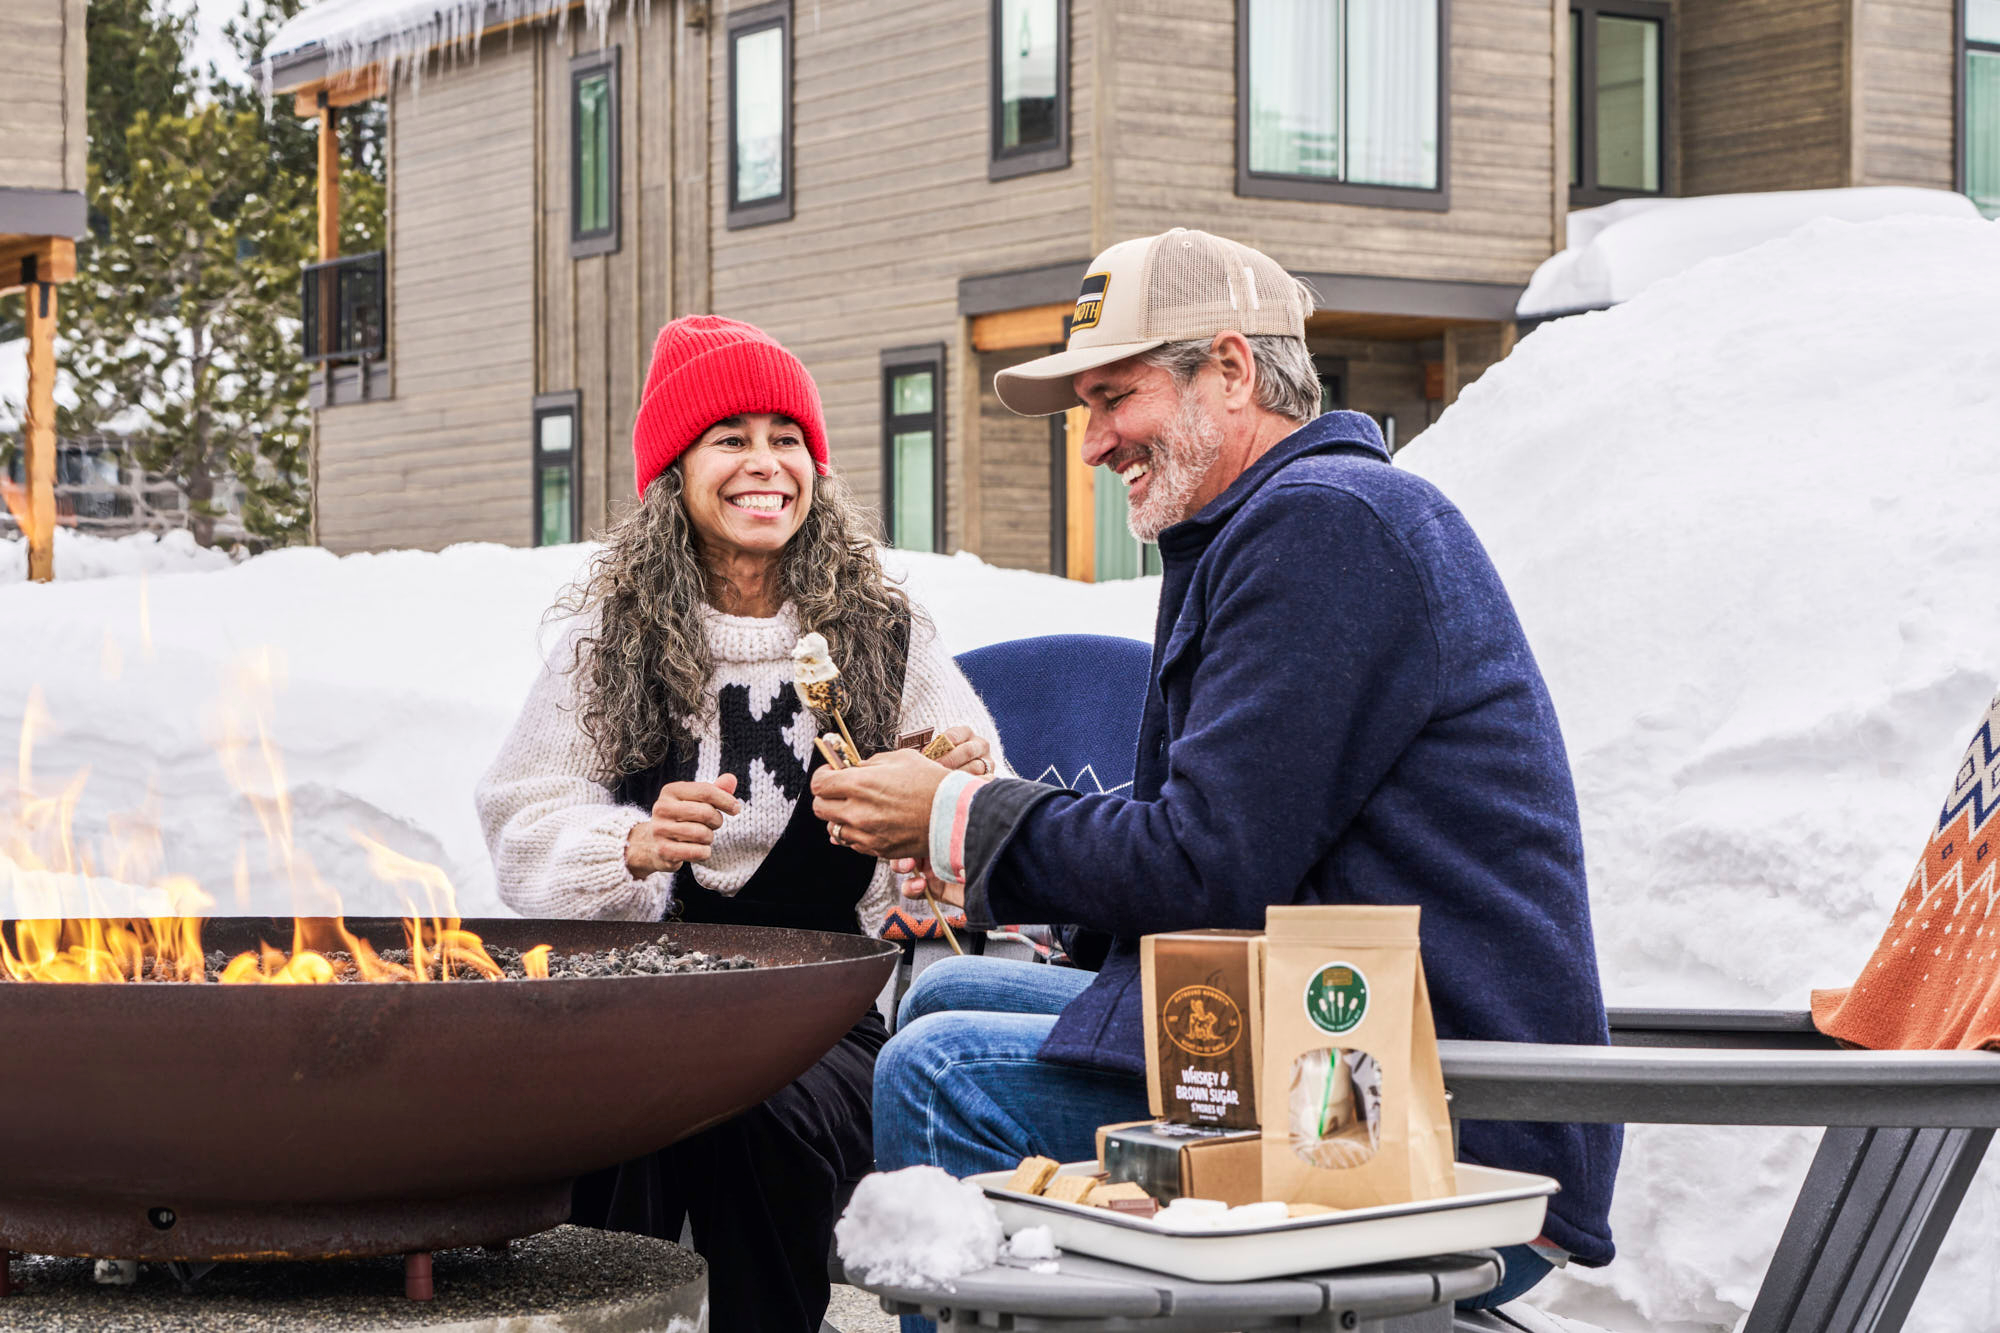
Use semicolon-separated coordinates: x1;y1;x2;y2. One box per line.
1071;272;1110;332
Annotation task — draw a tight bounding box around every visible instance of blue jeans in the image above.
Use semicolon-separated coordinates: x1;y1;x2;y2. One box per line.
871;956;1548;1325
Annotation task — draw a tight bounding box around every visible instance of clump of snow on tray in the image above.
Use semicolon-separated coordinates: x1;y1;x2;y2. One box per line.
834;1166;1005;1290
0;541;1155;920
0;529;237;584
1402;212;2000;1332
1516;186;1981;318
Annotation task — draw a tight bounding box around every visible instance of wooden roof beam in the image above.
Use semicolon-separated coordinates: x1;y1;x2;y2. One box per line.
0;236;77;297
292;65;387;119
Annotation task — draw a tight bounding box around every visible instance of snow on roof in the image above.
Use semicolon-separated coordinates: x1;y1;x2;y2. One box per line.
1516;186;1984;319
265;0;614;83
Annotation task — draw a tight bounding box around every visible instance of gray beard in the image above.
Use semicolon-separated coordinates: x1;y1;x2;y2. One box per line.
1127;392;1224;543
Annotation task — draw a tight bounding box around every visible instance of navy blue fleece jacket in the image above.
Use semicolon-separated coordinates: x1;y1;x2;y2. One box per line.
958;410;1620;1266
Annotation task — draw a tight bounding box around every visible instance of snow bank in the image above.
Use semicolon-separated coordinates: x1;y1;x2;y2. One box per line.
1517;187;1980;318
0;541;1156;922
1402;213;2000;1331
834;1165;1005;1289
0;529;237;584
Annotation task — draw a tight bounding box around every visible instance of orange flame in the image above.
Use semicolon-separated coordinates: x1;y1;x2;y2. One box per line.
522;944;552;979
3;659;549;986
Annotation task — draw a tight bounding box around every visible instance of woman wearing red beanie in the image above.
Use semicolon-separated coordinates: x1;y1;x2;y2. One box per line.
477;315;1007;1331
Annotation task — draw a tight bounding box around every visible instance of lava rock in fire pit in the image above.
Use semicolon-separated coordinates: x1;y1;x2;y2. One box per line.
490;934;759;980
74;934;758;984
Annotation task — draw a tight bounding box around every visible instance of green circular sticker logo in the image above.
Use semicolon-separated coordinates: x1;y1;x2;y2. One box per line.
1304;962;1369;1036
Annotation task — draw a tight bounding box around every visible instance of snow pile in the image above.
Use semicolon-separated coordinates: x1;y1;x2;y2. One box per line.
833;1166;1005;1289
1517;187;1981;318
1402;213;2000;1331
0;541;1156;921
0;529;237;584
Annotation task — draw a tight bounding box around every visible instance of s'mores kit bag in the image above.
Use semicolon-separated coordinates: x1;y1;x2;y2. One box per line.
1140;928;1264;1130
1260;905;1455;1210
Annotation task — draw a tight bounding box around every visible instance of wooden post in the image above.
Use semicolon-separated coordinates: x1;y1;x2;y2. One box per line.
317;97;341;262
1063;406;1093;583
23;274;59;584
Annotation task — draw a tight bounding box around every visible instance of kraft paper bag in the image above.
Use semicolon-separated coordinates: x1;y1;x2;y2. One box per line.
1261;904;1456;1209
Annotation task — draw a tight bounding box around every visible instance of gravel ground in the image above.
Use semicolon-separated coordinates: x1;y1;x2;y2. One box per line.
0;1227;705;1331
824;1281;900;1333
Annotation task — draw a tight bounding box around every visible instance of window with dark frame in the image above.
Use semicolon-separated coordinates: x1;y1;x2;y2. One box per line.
1967;0;2000;217
571;49;620;257
1569;0;1671;207
1236;0;1448;210
533;393;582;548
991;0;1069;179
880;347;946;554
728;1;792;229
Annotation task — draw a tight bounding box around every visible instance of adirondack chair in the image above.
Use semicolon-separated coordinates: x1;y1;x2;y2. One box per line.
873;634;1153;1026
1444;1006;2000;1333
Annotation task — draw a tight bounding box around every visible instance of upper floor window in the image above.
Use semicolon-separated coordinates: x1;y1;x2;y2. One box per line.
571;49;620;257
1967;0;2000;217
1236;0;1446;210
991;0;1069;179
729;1;792;228
882;347;945;553
1570;1;1671;206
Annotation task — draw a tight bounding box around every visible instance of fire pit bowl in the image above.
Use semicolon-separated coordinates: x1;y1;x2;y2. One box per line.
0;918;899;1262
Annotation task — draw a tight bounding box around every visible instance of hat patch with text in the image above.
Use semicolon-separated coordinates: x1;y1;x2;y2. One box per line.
1071;272;1110;333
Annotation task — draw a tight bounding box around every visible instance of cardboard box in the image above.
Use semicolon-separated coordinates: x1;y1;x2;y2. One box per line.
1140;929;1264;1130
1095;1119;1263;1207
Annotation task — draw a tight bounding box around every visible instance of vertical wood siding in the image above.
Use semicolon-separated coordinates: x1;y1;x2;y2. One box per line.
535;9;674;532
313;37;538;554
1854;0;1957;187
0;0;87;194
977;347;1062;573
1106;0;1561;284
1678;0;1850;194
705;0;1098;549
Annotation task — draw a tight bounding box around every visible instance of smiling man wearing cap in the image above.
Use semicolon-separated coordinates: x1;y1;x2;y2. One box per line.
813;229;1619;1311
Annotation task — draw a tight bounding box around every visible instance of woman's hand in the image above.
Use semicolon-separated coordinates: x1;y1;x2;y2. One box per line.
929;725;996;777
625;774;742;877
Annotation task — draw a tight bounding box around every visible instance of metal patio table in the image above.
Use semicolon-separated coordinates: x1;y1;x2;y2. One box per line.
843;1248;1501;1331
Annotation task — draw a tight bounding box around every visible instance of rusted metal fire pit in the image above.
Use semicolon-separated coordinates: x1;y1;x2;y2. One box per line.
0;918;896;1292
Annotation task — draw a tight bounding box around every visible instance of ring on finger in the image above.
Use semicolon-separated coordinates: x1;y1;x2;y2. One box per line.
830;822;843;843
974;757;987;775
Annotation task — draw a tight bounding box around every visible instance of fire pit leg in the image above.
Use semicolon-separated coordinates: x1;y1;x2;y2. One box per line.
404;1251;434;1302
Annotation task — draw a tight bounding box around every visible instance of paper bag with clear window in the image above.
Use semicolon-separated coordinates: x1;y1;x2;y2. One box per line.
1260;904;1456;1209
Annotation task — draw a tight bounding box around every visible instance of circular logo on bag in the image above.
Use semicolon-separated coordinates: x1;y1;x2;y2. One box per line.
1162;984;1243;1057
1304;962;1369;1036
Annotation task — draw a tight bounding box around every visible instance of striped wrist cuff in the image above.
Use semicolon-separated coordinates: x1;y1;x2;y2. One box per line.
929;770;982;885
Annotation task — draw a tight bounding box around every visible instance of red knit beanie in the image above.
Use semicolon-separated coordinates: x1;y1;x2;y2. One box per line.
631;315;830;496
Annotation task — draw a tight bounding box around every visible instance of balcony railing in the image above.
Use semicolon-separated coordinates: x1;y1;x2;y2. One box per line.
302;251;387;364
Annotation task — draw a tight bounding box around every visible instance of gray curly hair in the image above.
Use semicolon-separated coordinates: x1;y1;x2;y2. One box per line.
554;466;913;784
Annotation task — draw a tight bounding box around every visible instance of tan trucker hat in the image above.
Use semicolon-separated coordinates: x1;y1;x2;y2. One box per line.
994;228;1312;417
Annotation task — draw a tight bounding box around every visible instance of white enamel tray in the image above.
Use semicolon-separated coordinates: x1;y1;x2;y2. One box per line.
977;1161;1557;1283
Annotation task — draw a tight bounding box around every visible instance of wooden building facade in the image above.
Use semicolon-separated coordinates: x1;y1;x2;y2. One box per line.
265;0;1980;574
2;0;88;582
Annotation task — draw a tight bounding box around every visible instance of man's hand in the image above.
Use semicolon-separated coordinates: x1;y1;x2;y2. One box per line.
625;774;742;878
811;748;944;861
890;857;967;909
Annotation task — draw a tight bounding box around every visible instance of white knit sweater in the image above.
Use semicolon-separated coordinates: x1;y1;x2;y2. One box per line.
476;601;1005;937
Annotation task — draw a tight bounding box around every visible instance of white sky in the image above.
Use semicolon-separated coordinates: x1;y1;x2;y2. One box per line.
183;0;256;88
